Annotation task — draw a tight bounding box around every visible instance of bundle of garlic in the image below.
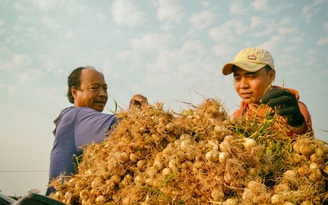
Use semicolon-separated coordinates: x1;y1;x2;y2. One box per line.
49;99;328;205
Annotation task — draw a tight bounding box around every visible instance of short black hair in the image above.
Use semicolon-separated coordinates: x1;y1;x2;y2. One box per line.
264;65;273;73
66;66;94;103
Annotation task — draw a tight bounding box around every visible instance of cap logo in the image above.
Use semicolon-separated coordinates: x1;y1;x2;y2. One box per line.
247;54;257;60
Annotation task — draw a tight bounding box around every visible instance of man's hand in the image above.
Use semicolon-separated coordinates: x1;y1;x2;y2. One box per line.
129;94;148;109
260;88;305;127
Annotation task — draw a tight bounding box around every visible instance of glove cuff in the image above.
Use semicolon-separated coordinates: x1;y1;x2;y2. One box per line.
287;113;305;127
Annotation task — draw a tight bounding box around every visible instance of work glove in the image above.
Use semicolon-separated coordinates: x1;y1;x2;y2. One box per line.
260;88;305;127
129;94;148;109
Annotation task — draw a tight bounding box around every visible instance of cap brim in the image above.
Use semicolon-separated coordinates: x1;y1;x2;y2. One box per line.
222;61;267;75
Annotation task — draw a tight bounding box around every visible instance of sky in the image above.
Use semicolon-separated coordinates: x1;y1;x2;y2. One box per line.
0;0;327;197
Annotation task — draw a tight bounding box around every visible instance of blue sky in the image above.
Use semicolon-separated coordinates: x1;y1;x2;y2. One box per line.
0;0;327;196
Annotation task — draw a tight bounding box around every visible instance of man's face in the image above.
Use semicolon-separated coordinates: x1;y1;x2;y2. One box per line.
233;66;275;105
72;68;108;112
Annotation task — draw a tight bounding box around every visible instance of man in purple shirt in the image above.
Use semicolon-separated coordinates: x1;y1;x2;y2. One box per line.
46;66;147;195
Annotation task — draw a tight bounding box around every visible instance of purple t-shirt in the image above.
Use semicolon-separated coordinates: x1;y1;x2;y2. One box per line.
46;106;117;195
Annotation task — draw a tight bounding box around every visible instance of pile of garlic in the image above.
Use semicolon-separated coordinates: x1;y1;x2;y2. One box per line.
49;99;328;205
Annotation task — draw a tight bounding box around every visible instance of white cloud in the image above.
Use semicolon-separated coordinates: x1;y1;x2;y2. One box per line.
144;40;212;88
278;17;293;26
276;26;298;36
201;1;210;8
100;60;121;80
209;19;247;42
14;2;28;13
144;40;206;74
251;24;275;37
250;16;264;28
316;37;328;46
146;50;180;72
304;48;318;57
0;19;4;26
60;30;79;41
0;43;10;56
111;0;145;27
131;33;173;52
251;0;269;11
42;18;60;30
251;17;296;38
1;54;33;72
116;33;173;62
275;17;299;38
43;85;64;101
267;3;293;14
17;68;44;84
0;82;15;95
323;69;328;76
229;20;248;35
144;72;173;88
4;35;27;47
324;22;328;33
95;13;107;22
301;0;325;23
17;15;30;24
38;54;60;74
30;0;81;12
15;0;84;16
230;1;247;15
316;22;328;46
26;27;38;36
302;49;318;68
291;34;305;44
154;0;185;24
31;0;58;11
257;35;283;53
209;25;233;43
211;44;234;57
180;40;205;55
0;53;46;85
188;10;216;31
141;39;220;101
117;50;137;61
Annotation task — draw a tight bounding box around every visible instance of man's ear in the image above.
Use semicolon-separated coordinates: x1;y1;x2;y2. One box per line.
269;69;276;81
71;86;78;99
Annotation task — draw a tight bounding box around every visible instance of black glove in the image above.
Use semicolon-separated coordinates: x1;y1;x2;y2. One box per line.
260;88;305;127
129;94;148;109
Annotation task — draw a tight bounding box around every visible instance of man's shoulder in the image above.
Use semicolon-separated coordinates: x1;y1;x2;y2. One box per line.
55;106;115;127
70;108;117;125
75;107;114;116
61;107;114;119
273;85;300;100
62;106;102;113
56;107;96;121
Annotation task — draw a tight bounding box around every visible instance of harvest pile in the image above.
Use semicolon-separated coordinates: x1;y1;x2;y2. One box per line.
49;99;328;205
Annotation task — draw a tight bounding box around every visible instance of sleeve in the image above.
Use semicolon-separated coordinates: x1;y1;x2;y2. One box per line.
74;107;118;153
298;101;312;132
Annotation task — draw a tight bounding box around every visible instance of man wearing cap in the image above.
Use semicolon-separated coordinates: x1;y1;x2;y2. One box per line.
222;47;312;135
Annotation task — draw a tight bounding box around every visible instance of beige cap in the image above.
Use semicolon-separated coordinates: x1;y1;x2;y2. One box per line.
222;47;275;75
